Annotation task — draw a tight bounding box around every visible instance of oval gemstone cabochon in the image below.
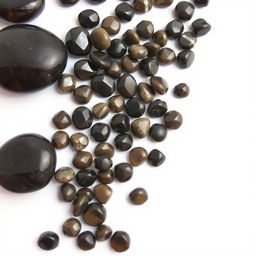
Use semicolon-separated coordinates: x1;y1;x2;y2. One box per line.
0;24;68;92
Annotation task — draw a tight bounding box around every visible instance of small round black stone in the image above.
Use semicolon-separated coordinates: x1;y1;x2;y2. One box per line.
110;114;130;133
72;107;93;130
89;51;111;70
115;2;134;21
108;39;127;59
78;9;100;29
76;169;97;187
114;163;133;182
38;231;59;251
149;124;167;142
179;32;197;49
166;19;184;39
90;123;111;142
114;133;133;151
140;57;159;76
193;0;209;7
91;75;115;97
117;74;137;98
177;50;195;69
77;231;96;250
94;156;113;171
148;149;166;167
192;18;211;36
175;1;195;20
74;59;98;80
147;99;168;117
125;98;145;118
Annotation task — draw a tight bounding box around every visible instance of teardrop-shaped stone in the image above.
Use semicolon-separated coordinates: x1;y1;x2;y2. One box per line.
0;134;56;193
0;25;67;92
0;0;45;22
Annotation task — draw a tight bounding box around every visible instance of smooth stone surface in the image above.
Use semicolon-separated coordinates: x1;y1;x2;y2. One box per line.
51;131;69;149
128;44;148;59
194;0;209;7
129;187;148;205
77;187;94;201
77;231;96;250
108;39;127;59
154;0;173;7
60;0;79;4
38;231;59;251
70;132;89;151
0;134;56;193
152;30;168;47
107;61;122;78
158;47;176;65
94;184;113;204
125;97;145;118
114;163;133;182
114;133;133;151
52;111;71;129
98;169;115;184
0;25;67;92
144;42;160;57
94;156;113;171
177;50;195;68
175;1;195;20
74;59;98;80
90;51;111;70
110;231;130;252
140;57;159;76
166;19;184;39
136;20;154;39
63;218;81;237
79;9;99;29
58;74;76;93
0;0;45;22
73;193;89;216
73;85;93;104
55;167;75;184
76;169;97;187
131;118;150;138
150;76;168;95
94;142;115;158
72;106;93;130
83;202;107;226
60;183;77;202
179;31;197;49
91;28;111;50
147;99;167;117
92;102;110;119
121;55;139;73
192;18;211;36
138;82;155;103
110;113;130;133
122;29;140;46
108;95;125;112
148;149;166;166
149;123;167;142
164;110;183;129
117;74;137;98
91;75;115;97
73;151;93;169
102;16;121;35
133;0;152;12
90;123;111;142
65;27;91;56
174;83;190;98
96;225;112;241
115;2;134;21
129;147;148;166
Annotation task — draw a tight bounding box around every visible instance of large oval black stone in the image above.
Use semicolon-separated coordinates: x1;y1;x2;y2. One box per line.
0;0;45;22
0;24;67;92
0;134;56;193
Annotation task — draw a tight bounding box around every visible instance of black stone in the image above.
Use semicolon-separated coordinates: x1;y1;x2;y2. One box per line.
0;0;45;22
90;123;111;142
76;169;97;187
125;98;145;118
0;134;56;193
78;9;100;29
193;0;209;7
117;74;137;98
0;25;67;92
148;149;166;166
192;18;211;36
175;1;195;20
89;51;111;69
177;50;195;68
74;59;98;80
91;75;115;97
65;27;91;56
140;57;159;76
72;107;93;130
147;99;167;117
94;156;113;171
108;39;127;59
114;163;133;182
166;19;184;39
115;3;134;21
149;123;167;142
38;231;59;251
110;114;130;133
77;231;96;250
114;133;133;151
60;0;79;5
179;32;197;49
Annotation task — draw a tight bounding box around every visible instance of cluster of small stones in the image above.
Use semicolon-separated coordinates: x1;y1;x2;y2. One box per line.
38;0;210;253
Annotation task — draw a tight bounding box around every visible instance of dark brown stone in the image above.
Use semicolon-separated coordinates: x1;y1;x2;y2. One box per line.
129;187;148;205
129;147;148;166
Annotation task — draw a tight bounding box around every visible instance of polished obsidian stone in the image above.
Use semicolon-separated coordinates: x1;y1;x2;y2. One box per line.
134;0;153;13
0;0;45;22
114;163;133;182
72;107;93;130
73;85;93;104
52;111;71;129
65;27;91;56
78;9;99;29
94;156;113;171
114;133;133;151
149;123;167;142
76;169;97;187
166;19;184;39
147;99;167;117
177;50;195;68
91;75;115;97
0;25;67;92
174;83;190;98
110;231;130;252
194;0;209;7
73;193;90;217
148;149;166;166
115;2;134;21
129;187;148;205
83;202;107;226
179;32;197;49
94;184;112;204
107;61;122;78
110;114;130;133
125;98;145;118
136;20;154;39
74;59;98;80
175;1;195;20
90;123;111;142
192;18;211;36
164;110;183;129
140;57;159;76
0;134;56;193
89;51;111;70
77;231;96;250
108;39;127;59
38;231;59;251
95;224;112;241
150;76;168;95
117;74;137;98
60;0;79;4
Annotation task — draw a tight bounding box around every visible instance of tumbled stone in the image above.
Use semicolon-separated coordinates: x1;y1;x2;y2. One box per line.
72;107;93;130
90;123;111;142
91;75;115;97
78;9;100;29
140;57;159;76
89;51;111;70
133;0;153;12
150;76;168;95
129;147;148;166
73;85;93;104
131;118;150;138
74;59;98;80
117;74;137;98
94;184;113;204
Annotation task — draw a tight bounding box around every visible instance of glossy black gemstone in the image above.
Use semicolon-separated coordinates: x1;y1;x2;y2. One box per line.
77;231;96;250
94;156;113;171
115;3;134;21
38;231;59;251
114;163;133;182
0;134;56;193
148;149;166;166
179;32;197;49
110;114;130;133
114;133;133;151
65;27;91;56
192;18;211;36
174;83;190;98
90;0;106;3
60;0;79;5
177;50;195;68
149;123;167;142
125;98;145;118
89;51;111;69
0;25;67;92
140;57;159;76
78;9;100;29
108;39;127;59
76;169;97;187
193;0;209;7
90;123;111;142
0;0;45;22
83;202;106;226
166;19;184;39
175;1;195;20
117;74;137;98
72;107;93;130
74;59;98;80
91;75;115;97
147;99;167;117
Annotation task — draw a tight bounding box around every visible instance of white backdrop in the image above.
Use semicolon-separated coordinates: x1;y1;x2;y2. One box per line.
0;1;256;255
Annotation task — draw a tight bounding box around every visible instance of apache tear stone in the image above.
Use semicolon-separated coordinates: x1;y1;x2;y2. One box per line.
131;118;150;138
0;134;56;193
74;59;98;80
117;74;137;98
0;25;67;92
